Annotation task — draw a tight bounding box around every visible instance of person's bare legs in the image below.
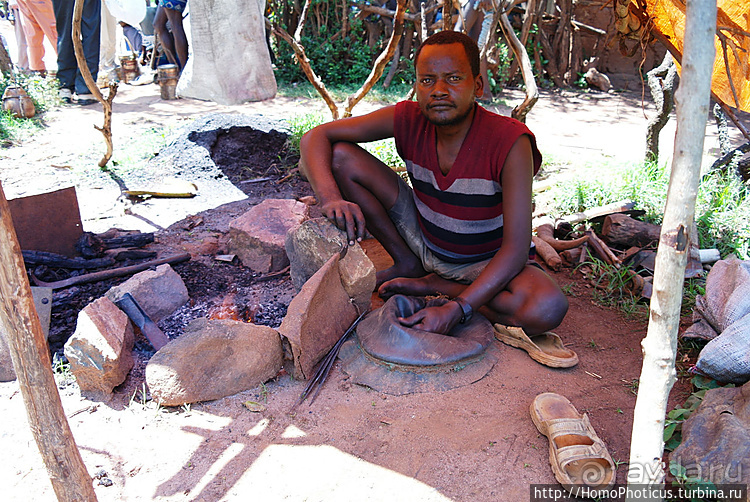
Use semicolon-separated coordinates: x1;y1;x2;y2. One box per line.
330;142;425;285
380;264;568;334
153;6;177;66
165;8;188;70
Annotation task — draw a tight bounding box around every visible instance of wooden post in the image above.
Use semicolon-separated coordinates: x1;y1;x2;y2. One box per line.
626;0;716;498
0;182;98;501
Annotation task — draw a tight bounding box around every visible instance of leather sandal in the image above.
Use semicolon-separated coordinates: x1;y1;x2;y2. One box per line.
493;324;578;368
530;393;616;495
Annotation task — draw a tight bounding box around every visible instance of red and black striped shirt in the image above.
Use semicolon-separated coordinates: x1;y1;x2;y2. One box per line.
394;101;542;263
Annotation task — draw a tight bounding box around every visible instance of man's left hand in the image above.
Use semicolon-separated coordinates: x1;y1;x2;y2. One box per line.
398;301;463;335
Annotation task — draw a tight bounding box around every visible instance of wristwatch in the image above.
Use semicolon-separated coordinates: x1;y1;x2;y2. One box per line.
453;297;473;324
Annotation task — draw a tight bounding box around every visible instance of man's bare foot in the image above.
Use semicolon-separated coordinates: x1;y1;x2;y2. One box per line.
375;260;426;289
378;273;461;299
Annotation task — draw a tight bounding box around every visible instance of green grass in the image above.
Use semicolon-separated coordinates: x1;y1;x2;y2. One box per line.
286;110;404;169
575;252;647;319
107;126;173;173
277;80;414;106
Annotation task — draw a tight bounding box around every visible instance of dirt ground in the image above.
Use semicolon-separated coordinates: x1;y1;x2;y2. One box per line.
1;72;746;502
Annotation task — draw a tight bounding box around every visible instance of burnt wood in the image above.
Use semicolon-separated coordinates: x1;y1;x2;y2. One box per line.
601;213;661;248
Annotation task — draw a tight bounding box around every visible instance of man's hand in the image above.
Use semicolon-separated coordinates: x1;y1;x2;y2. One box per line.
321;199;366;246
398;301;464;335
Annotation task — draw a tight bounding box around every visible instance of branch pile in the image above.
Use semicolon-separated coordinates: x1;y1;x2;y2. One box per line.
532;202;719;299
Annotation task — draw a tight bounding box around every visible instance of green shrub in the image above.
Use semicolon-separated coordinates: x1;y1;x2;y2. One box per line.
274;21;377;88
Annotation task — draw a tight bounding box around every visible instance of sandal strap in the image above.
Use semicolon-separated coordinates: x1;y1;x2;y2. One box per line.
556;443;612;471
544;415;596;441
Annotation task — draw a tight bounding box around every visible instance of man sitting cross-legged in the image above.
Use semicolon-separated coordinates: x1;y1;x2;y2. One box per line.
299;31;568;339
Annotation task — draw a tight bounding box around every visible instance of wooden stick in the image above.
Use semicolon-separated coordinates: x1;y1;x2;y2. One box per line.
531;235;562;270
585;229;621;267
72;0;117;167
32;253;191;290
557;200;636;227
0;182;98;501
536;223;589;251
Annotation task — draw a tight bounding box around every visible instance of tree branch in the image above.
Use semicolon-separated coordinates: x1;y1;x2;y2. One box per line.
344;0;408;117
73;0;116;167
499;9;538;122
267;19;341;119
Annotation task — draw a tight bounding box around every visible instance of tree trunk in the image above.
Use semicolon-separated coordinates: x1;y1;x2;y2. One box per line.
0;182;98;501
507;0;537;83
343;0;407;116
0;37;12;74
626;0;717;496
178;0;277;105
645;52;678;163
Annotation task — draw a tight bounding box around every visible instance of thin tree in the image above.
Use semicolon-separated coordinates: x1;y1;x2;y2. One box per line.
268;0;408;119
626;1;716;498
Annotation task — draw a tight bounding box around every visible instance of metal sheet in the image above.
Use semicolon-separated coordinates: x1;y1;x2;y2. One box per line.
8;187;83;257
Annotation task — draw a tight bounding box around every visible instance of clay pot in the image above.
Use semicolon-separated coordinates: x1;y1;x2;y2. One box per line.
2;86;36;119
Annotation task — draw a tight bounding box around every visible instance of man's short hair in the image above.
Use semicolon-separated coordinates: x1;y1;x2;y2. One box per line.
414;31;481;78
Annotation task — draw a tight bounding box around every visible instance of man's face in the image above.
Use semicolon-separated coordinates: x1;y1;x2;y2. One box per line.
415;43;483;127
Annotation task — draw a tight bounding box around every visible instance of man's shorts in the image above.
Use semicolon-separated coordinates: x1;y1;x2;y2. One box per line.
388;176;492;285
162;0;187;12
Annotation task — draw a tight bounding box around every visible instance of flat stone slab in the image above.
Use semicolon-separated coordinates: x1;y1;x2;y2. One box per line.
278;254;358;380
106;264;189;323
339;339;501;396
146;319;283;406
286;217;375;313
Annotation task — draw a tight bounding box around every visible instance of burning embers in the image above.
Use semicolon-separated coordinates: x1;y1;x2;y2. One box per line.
207;292;259;323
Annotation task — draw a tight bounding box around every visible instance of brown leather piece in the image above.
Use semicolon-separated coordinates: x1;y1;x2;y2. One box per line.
356;295;494;366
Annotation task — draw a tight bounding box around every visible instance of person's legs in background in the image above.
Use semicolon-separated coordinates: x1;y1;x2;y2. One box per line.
98;0;117;85
9;0;30;70
52;0;100;104
16;0;58;73
163;6;186;70
52;0;75;101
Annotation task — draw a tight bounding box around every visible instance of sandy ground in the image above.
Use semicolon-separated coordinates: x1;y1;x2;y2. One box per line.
1;53;748;502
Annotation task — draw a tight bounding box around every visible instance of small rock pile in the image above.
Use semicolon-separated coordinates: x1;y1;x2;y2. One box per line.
54;200;375;406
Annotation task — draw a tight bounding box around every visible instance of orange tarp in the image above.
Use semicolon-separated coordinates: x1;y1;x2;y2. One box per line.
643;0;749;112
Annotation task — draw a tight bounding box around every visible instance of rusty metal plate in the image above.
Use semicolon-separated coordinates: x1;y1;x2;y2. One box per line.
8;187;83;257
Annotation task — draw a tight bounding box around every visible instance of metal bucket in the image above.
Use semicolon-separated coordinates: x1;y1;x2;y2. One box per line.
120;55;140;83
157;64;179;100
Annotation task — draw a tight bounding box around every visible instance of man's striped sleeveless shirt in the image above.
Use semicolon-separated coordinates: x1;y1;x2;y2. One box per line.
393;101;542;263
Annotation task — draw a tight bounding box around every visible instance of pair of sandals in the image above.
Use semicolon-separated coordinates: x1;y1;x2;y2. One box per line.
494;326;616;493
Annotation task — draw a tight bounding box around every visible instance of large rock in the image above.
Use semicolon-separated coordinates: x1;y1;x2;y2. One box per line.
227;199;309;273
105;264;188;323
670;381;750;488
0;328;16;382
286;218;376;313
146;319;282;406
64;297;134;399
278;254;359;380
584;67;612;92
